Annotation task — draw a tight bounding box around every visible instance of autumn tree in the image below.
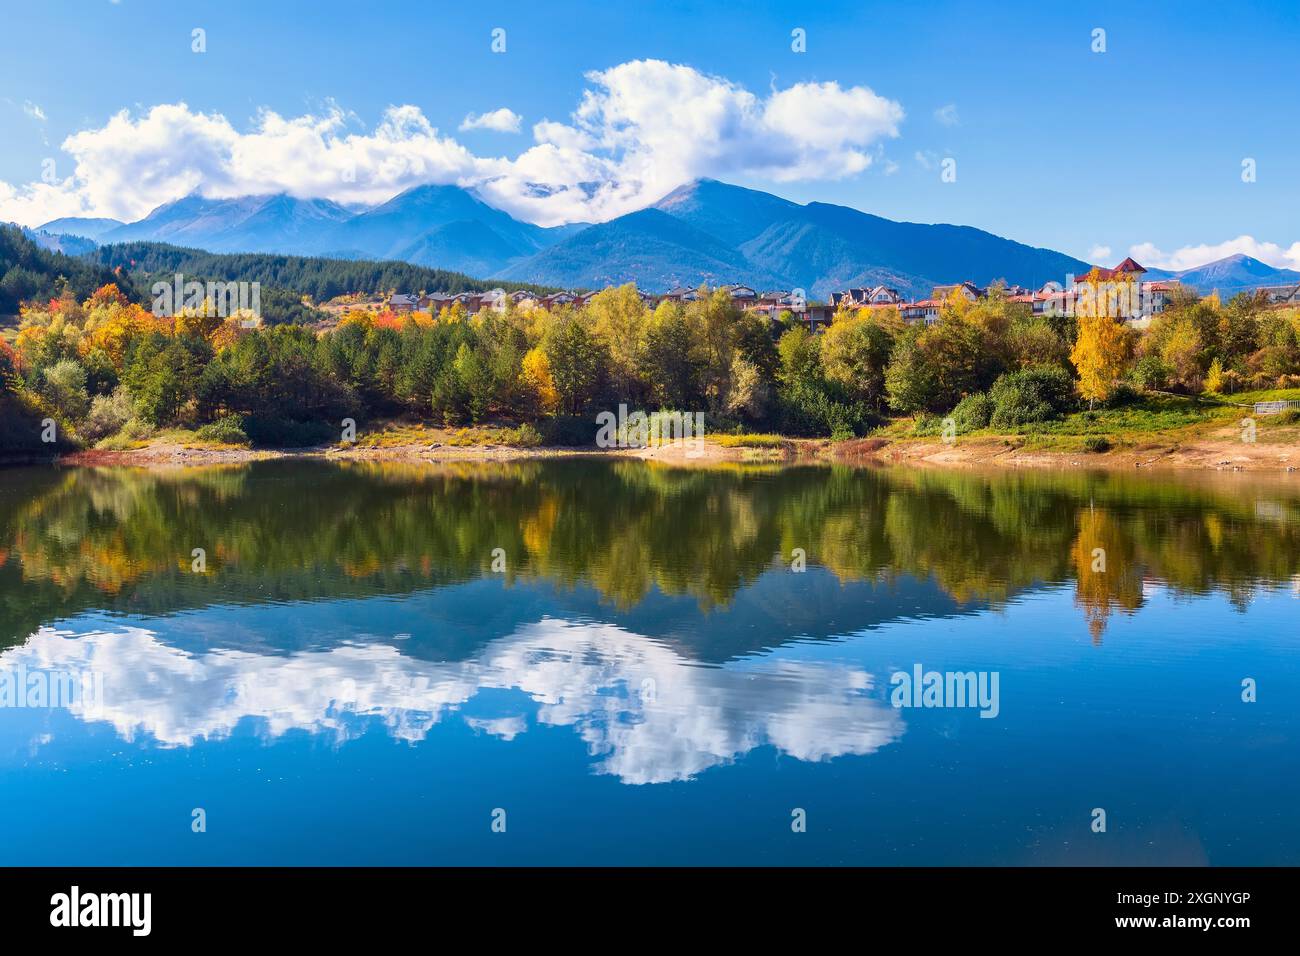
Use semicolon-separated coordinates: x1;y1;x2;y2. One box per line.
1071;314;1130;407
585;284;649;402
543;313;606;415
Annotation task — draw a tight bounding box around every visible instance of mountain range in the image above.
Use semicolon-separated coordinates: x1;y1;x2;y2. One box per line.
36;179;1300;299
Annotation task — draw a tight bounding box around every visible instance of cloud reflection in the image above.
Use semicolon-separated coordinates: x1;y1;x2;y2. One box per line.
4;621;902;784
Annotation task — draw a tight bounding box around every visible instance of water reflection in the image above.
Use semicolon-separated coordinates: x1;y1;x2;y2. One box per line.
4;621;902;784
2;459;1297;645
2;460;1298;863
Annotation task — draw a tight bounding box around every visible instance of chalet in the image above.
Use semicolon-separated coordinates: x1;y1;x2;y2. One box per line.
746;290;808;315
480;288;509;313
509;290;539;310
830;286;903;308
931;281;984;302
540;291;577;309
388;293;421;313
1258;283;1300;306
900;299;942;325
660;286;700;303
1070;257;1146;286
1063;259;1174;324
801;304;836;332
719;284;757;301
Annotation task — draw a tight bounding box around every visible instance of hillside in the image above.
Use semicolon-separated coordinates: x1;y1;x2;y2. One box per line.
83;241;558;303
0;224;127;316
499;208;784;290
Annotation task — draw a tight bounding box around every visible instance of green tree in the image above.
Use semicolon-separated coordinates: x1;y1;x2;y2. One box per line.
544;314;606;415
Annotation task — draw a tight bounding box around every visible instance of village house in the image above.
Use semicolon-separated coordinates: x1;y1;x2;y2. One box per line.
1060;258;1177;325
1258;283;1300;306
486;288;511;312
830;286;903;308
540;291;577;309
387;293;421;313
660;286;701;303
899;299;943;325
931;281;985;302
718;284;757;301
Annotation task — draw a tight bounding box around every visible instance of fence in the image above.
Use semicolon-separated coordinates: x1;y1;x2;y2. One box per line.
1253;400;1300;415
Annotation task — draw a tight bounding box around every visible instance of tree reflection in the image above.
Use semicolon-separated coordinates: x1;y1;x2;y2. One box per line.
2;460;1298;648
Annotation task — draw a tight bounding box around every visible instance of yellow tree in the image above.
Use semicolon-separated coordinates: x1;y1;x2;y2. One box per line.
521;345;559;413
585;283;649;398
1071;314;1129;407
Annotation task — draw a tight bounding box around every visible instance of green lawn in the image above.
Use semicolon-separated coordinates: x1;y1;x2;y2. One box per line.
880;388;1300;453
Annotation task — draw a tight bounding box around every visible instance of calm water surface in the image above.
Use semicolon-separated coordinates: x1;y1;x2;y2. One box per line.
0;459;1296;864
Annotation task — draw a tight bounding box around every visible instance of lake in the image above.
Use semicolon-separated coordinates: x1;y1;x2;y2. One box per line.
0;459;1296;865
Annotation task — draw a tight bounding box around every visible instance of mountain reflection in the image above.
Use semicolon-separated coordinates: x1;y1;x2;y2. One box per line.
5;622;903;784
2;459;1298;647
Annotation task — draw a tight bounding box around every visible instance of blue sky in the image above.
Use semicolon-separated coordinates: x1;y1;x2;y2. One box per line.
1;0;1298;268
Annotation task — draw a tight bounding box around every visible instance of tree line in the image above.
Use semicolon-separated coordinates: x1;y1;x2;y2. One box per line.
84;240;558;303
3;261;1299;452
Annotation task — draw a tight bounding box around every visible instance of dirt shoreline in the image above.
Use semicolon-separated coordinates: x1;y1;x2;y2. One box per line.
34;433;1298;472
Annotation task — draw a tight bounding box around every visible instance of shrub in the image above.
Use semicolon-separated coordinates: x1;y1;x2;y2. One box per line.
1104;383;1142;408
1130;355;1172;391
502;423;543;447
988;365;1075;428
1081;435;1113;453
82;386;136;443
121;418;155;440
41;359;90;421
242;416;334;448
195;415;250;446
911;414;943;437
950;391;993;432
1218;370;1244;394
541;415;598;446
778;382;869;437
0;391;77;453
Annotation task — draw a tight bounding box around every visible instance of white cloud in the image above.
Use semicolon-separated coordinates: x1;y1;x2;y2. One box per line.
23;101;46;122
1130;236;1300;272
934;103;959;126
458;108;522;133
1087;245;1112;263
914;150;938;170
0;59;904;228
